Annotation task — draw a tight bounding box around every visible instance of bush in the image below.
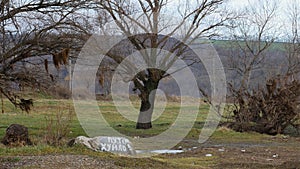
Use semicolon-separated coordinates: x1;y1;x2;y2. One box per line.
43;109;74;146
48;85;71;99
228;75;300;135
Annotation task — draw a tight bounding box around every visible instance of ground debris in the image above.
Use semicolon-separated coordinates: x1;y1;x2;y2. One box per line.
0;155;117;169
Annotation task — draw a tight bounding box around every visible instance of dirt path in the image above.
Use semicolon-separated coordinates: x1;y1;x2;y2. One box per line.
1;145;300;169
198;146;300;169
0;155;119;169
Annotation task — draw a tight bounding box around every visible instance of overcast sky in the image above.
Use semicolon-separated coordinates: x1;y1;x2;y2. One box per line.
165;0;299;41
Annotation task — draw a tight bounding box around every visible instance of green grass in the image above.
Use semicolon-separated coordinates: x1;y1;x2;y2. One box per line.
0;98;273;146
0;98;298;168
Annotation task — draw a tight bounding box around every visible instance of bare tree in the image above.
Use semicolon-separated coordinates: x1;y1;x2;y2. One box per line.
285;0;300;76
224;0;300;135
226;0;279;120
0;0;92;112
97;0;234;129
227;0;279;90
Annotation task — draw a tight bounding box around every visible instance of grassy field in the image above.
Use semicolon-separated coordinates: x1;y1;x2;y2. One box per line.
0;98;300;168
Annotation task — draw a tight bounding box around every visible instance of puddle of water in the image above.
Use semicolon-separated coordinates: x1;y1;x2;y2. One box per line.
136;149;184;154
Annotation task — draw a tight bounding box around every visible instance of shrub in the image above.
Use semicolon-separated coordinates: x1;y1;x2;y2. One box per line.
228;75;300;135
48;85;71;99
43;109;74;146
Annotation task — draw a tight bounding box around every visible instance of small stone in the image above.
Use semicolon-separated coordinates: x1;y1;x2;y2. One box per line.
218;148;225;152
272;154;279;158
241;149;246;153
205;154;213;157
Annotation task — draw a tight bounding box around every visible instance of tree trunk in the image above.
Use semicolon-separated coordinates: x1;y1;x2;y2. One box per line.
136;80;158;129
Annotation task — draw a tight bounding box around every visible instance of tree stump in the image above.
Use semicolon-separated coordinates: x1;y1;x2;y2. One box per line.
1;124;32;146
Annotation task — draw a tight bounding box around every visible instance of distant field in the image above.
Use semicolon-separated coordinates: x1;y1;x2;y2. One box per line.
211;39;288;52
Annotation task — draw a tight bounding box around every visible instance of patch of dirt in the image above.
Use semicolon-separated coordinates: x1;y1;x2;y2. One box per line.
214;146;300;169
163;139;300;169
0;155;119;169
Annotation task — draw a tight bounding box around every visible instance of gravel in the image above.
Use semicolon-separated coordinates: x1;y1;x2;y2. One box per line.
0;155;120;169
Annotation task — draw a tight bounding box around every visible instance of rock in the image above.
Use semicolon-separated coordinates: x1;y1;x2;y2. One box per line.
218;148;225;152
205;154;213;157
70;136;136;156
1;124;32;146
133;136;140;139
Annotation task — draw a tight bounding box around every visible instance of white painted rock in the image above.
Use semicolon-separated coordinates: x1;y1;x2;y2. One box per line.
74;136;136;155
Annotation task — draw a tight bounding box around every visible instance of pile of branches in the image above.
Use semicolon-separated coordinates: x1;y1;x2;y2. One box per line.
228;75;300;135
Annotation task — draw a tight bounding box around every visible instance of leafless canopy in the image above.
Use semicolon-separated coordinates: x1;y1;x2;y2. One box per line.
96;0;235;129
0;0;92;111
